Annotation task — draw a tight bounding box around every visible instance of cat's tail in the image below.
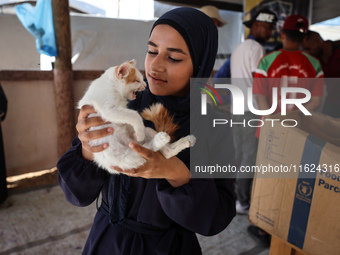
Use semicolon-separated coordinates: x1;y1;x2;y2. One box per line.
141;103;179;142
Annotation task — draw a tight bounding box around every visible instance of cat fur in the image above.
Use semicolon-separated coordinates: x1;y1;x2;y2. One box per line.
77;60;195;174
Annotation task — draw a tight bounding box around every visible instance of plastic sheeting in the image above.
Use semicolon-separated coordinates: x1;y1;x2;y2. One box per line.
70;15;154;70
70;12;243;71
0;12;242;71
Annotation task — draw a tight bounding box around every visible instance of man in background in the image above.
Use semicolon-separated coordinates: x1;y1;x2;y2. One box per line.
200;5;227;28
231;8;278;217
253;15;324;119
302;30;340;118
200;5;231;111
252;14;323;247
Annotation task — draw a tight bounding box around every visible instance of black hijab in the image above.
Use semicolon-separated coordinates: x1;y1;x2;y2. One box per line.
150;7;218;113
151;7;218;78
109;7;219;225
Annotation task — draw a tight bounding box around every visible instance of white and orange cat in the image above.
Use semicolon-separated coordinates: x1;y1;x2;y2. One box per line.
78;60;195;174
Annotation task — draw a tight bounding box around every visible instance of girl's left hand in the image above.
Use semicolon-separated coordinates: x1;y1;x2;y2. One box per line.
111;142;190;187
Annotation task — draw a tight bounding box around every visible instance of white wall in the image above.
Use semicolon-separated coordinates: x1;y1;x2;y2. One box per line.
0;15;40;70
1;79;92;177
1;81;59;175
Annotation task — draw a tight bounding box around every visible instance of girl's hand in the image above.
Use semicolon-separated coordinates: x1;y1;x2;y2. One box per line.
76;105;113;161
111;142;191;187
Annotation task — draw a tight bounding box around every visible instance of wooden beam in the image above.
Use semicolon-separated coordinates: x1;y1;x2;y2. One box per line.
156;0;243;12
52;0;75;157
0;71;53;81
0;70;143;81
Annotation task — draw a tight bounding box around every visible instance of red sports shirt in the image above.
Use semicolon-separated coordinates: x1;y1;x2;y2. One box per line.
253;49;324;137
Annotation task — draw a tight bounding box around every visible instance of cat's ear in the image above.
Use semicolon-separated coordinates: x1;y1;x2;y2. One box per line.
128;59;136;66
117;62;131;78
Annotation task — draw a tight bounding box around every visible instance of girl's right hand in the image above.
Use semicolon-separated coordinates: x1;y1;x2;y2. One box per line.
76;105;113;161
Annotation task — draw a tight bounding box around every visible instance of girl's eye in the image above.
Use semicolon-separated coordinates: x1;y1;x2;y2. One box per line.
147;50;157;55
169;57;182;63
147;49;181;63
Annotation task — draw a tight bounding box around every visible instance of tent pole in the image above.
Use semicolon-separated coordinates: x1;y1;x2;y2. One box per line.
52;0;75;157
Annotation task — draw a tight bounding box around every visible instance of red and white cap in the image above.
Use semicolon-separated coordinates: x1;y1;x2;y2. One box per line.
282;15;308;34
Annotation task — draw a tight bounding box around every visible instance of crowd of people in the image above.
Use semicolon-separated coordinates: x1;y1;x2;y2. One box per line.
210;5;339;249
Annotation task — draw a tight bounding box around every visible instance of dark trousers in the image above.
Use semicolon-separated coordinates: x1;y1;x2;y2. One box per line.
0;126;7;203
232;112;258;206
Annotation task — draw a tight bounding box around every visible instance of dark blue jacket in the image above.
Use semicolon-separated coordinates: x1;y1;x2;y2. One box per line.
57;86;236;255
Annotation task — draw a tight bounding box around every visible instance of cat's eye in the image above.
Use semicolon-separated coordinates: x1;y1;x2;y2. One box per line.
135;80;140;83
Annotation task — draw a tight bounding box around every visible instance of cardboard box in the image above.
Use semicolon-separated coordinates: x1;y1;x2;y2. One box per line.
249;111;340;255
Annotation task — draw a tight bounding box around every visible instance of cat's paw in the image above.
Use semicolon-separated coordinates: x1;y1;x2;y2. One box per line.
188;135;196;147
179;135;196;149
154;132;170;149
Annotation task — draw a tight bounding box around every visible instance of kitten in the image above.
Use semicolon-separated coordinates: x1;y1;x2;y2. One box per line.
78;60;195;174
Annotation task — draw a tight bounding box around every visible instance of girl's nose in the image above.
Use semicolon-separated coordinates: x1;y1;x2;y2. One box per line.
149;56;166;73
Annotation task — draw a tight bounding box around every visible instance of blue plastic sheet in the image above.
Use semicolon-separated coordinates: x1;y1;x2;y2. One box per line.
15;0;57;57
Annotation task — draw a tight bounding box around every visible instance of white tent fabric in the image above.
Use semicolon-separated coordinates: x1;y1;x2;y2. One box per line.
69;13;242;71
70;10;243;71
0;12;242;71
70;15;155;70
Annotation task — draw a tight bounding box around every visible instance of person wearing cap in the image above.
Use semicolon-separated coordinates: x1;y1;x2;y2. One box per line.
250;14;324;247
200;5;227;28
301;30;340;118
230;8;277;218
253;14;324;120
200;5;231;111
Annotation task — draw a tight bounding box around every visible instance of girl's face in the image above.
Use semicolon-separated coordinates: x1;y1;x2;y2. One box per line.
145;24;193;97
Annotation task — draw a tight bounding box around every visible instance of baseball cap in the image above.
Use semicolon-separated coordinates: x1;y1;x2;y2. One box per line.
200;5;227;27
243;8;278;28
282;15;308;34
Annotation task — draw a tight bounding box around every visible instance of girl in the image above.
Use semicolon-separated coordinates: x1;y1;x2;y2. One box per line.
58;7;236;254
